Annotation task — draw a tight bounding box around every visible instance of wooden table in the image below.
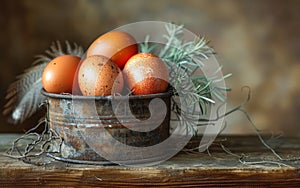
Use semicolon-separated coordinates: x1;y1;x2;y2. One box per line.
1;134;300;187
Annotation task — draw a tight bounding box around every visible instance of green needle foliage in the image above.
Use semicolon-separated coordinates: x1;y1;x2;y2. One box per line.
140;23;232;121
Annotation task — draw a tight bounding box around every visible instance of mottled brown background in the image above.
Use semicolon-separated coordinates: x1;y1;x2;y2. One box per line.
0;0;299;135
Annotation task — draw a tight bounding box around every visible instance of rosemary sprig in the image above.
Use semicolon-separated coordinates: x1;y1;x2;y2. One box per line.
140;23;231;117
139;23;233;136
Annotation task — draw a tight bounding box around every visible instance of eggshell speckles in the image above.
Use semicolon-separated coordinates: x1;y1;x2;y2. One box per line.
42;55;82;94
123;53;169;95
78;55;124;96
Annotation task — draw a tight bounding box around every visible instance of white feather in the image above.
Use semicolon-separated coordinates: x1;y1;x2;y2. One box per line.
4;41;84;124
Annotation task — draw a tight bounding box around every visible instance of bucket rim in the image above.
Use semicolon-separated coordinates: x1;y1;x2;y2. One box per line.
41;88;173;100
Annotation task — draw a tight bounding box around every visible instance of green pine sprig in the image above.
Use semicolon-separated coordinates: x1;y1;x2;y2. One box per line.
139;23;233;135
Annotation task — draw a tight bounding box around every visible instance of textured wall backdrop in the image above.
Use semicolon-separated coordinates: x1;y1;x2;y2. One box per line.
0;0;299;135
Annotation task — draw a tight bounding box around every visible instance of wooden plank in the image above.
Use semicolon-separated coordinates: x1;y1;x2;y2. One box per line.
1;134;300;187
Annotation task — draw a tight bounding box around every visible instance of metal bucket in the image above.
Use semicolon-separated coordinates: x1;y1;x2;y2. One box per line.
42;89;171;163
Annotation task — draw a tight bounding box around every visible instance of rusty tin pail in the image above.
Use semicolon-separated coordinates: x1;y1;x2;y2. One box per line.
42;89;171;163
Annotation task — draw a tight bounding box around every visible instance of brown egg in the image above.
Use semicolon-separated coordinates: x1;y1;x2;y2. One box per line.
78;55;124;96
87;31;138;69
42;55;82;94
123;53;169;95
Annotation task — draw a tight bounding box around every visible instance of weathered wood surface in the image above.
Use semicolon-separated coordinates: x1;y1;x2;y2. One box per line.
1;134;300;187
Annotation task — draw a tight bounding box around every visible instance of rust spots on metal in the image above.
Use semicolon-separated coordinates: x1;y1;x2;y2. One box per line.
42;89;172;162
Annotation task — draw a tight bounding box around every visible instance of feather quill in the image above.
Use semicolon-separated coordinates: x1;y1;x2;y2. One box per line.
3;41;84;124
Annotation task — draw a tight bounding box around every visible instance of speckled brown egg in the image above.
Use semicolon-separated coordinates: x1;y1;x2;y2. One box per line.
78;55;124;96
123;53;169;95
42;55;82;94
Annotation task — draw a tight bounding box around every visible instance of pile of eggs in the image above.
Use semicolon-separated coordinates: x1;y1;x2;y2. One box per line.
42;31;169;96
